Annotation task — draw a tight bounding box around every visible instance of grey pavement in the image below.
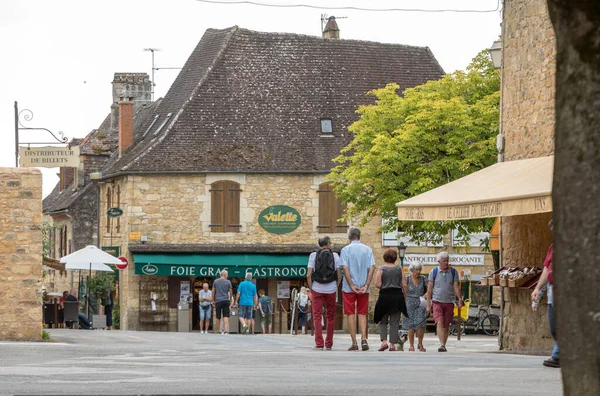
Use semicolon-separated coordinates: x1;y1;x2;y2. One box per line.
0;329;562;396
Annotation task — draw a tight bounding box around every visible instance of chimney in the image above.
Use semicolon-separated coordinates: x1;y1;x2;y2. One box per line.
59;167;75;191
109;103;119;131
119;102;134;156
323;16;340;39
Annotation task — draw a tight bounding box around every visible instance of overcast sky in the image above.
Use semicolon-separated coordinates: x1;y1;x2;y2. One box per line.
0;0;501;197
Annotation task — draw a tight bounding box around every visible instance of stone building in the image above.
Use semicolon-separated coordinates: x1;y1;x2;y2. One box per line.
499;0;556;353
42;73;153;296
394;0;557;354
0;168;43;341
96;25;458;331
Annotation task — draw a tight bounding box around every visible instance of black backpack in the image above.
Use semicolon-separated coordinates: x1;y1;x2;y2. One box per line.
312;248;337;284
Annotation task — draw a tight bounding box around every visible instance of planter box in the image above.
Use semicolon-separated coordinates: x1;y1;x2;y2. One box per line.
91;315;107;329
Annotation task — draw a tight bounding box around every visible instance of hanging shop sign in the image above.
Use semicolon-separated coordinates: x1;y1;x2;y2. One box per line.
258;205;301;234
101;246;120;257
107;207;123;218
404;254;486;267
19;146;80;168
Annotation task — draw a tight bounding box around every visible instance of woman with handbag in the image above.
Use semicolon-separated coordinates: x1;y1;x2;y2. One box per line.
402;262;429;351
373;249;408;351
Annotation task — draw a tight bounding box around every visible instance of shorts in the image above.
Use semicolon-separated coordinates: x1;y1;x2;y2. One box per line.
239;305;253;320
432;301;455;328
260;312;273;326
298;310;307;326
342;292;369;315
199;305;211;320
215;301;230;319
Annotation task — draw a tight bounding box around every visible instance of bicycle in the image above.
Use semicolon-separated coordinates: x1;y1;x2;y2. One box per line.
449;305;500;336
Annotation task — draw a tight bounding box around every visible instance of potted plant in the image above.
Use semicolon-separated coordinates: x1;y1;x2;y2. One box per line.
85;273;115;328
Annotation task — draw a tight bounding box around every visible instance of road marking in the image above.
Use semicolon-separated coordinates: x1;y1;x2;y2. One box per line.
127;335;152;342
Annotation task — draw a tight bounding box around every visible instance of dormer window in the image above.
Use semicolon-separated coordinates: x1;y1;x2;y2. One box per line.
320;119;333;135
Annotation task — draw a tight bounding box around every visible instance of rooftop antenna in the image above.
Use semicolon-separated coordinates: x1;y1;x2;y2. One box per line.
321;14;348;34
143;48;182;101
143;48;161;101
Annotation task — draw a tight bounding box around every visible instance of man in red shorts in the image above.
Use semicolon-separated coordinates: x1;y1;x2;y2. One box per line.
340;227;376;351
426;252;463;352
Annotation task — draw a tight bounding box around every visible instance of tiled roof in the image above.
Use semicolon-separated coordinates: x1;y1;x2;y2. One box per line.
102;26;444;177
42;181;94;213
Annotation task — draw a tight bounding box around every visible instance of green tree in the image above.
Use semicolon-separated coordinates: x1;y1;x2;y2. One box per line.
327;51;500;244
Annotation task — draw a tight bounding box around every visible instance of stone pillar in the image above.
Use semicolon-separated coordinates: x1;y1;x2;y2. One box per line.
0;168;43;341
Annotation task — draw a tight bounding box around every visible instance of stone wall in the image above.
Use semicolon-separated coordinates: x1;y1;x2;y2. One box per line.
100;173;493;331
500;0;556;353
0;168;43;341
502;0;556;161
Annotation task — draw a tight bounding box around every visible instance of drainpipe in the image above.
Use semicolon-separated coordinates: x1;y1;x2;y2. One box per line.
65;209;74;289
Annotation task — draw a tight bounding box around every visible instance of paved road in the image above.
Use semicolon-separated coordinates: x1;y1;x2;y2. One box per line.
0;330;562;395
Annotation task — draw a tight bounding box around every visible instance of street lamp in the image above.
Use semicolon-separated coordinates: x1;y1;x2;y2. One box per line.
489;39;502;69
398;241;407;267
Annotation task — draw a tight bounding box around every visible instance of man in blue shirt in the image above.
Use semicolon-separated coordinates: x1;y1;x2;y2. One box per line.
235;273;258;335
341;227;376;351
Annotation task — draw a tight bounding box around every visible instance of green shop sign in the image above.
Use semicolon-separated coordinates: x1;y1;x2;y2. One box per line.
258;205;301;234
101;246;120;257
133;253;308;278
137;264;307;278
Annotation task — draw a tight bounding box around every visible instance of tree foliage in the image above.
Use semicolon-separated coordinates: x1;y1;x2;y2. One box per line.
327;51;500;245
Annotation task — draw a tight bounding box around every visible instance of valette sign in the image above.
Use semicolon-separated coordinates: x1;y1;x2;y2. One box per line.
258;205;301;234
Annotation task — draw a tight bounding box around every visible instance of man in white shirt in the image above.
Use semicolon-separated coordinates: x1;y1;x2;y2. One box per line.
198;283;212;334
307;236;342;350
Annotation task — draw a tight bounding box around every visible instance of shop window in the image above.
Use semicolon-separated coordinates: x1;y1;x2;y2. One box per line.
210;181;242;233
317;182;347;233
168;277;181;309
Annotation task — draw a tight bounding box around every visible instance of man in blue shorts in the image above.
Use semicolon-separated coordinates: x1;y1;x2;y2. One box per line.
198;283;212;333
235;273;258;335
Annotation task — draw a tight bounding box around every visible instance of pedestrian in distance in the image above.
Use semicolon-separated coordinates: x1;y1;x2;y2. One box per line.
212;270;233;334
531;219;560;368
257;289;273;334
340;226;376;351
402;262;429;352
296;287;311;334
425;252;463;352
198;283;212;334
374;248;408;352
307;235;342;350
235;273;258;335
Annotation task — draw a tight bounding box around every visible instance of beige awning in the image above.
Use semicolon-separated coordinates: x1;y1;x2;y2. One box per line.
396;156;553;221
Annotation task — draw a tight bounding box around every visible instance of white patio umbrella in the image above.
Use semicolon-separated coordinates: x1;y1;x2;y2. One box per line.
60;245;119;319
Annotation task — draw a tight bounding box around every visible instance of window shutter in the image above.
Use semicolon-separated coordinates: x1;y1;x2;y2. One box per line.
210;181;226;232
225;181;241;233
168;277;180;309
317;183;334;233
335;197;348;231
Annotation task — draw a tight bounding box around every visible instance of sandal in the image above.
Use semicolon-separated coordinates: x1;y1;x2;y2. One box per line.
361;339;369;351
389;344;397;351
408;346;415;352
378;343;389;352
418;344;426;352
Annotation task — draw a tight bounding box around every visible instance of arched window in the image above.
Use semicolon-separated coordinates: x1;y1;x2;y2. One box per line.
106;187;112;233
317;182;347;233
210;181;241;233
116;184;121;233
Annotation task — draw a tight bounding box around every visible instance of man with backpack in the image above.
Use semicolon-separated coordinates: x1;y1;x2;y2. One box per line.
425;251;463;352
307;236;341;350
